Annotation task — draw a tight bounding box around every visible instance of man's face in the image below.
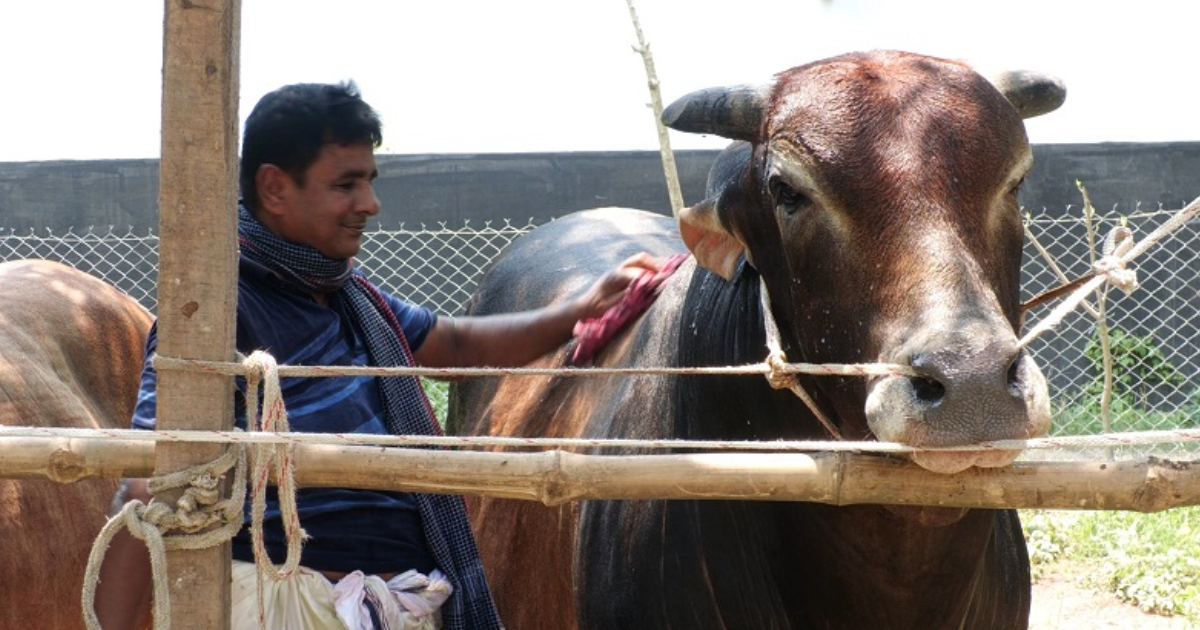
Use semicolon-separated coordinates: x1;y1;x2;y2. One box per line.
269;142;380;260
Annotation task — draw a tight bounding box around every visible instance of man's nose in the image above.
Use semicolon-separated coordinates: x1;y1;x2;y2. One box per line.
358;186;381;216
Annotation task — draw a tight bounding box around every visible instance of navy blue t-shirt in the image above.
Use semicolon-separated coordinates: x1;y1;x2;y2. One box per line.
132;257;440;574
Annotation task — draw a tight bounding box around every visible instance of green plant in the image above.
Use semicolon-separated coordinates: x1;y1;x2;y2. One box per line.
1082;327;1183;411
1021;507;1200;622
421;377;450;428
1022;510;1069;581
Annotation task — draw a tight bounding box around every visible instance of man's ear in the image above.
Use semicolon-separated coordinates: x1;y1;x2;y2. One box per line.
255;164;292;217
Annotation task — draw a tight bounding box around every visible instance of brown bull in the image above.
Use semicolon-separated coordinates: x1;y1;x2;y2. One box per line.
451;51;1064;629
0;260;152;629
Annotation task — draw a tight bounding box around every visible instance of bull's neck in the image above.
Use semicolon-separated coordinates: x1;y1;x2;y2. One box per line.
674;266;831;442
772;503;1011;629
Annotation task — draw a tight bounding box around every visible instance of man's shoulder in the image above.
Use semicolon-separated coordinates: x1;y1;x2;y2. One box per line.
236;257;307;302
350;269;411;309
238;256;276;286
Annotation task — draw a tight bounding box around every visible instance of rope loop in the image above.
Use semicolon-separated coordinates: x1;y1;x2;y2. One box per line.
242;350;309;624
82;445;248;630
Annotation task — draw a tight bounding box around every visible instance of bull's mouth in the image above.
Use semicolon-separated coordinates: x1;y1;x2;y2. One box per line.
909;448;1022;475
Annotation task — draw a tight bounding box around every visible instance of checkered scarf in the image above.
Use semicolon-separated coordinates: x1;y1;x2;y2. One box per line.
238;204;502;630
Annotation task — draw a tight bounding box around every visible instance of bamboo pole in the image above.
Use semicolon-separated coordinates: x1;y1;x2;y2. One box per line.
157;0;240;627
625;0;684;216
7;437;1198;513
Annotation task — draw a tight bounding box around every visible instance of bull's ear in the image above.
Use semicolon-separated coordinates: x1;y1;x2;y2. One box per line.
679;198;745;280
988;70;1067;119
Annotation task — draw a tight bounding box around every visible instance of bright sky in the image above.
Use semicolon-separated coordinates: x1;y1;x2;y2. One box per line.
2;0;1196;162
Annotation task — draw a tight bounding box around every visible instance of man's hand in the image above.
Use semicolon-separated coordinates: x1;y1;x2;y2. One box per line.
572;253;663;320
416;252;667;370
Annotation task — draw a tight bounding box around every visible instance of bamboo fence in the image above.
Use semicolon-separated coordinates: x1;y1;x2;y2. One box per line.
3;434;1199;513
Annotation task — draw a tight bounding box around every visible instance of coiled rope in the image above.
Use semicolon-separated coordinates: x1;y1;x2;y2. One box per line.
81;351;305;630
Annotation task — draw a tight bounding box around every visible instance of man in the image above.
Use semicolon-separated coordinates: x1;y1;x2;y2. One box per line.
95;82;657;630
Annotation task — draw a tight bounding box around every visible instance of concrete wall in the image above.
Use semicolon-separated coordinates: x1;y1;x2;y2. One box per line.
2;142;1197;231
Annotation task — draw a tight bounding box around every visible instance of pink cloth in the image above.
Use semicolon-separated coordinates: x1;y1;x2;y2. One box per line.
571;253;690;365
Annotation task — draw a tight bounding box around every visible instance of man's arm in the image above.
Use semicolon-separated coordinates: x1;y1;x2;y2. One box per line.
93;479;154;630
94;329;158;630
414;253;660;369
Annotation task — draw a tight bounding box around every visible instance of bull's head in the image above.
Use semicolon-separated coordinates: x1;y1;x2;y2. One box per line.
663;50;1062;474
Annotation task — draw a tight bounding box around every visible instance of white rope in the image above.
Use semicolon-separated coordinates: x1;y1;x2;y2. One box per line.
14;424;1200;454
242;351;308;628
758;277;844;440
1018;196;1200;350
81;350;313;630
82;446;246;630
1094;225;1139;294
153;354;913;380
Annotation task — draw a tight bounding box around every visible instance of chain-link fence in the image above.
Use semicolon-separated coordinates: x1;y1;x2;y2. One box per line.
1020;207;1200;461
0;227;160;309
0;220;539;317
3;207;1197;460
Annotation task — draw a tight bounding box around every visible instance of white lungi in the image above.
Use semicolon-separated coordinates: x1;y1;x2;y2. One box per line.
230;560;452;630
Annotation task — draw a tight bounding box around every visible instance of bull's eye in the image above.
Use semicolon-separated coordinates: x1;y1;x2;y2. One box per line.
1008;176;1026;197
770;178;810;215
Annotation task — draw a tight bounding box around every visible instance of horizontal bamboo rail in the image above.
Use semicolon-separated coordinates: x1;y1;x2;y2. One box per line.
5;435;1197;513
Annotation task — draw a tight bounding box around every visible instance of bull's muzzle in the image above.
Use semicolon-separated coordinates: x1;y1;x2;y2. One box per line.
864;336;1052;475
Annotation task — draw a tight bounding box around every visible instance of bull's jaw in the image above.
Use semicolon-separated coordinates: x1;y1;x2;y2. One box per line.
863;344;1052;475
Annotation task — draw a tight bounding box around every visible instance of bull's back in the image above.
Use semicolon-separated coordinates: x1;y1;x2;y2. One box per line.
451;208;684;630
452;207;684;438
0;260;152;629
461;207;682;317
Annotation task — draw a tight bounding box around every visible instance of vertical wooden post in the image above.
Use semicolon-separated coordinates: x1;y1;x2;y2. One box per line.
157;0;241;628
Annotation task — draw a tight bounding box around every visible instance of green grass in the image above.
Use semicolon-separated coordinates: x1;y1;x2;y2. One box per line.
1044;400;1200;462
1052;402;1200;437
1022;507;1200;622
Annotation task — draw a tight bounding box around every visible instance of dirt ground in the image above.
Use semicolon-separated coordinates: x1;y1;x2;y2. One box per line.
1031;561;1198;630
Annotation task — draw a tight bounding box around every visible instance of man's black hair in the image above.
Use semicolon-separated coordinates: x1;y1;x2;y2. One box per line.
239;81;383;212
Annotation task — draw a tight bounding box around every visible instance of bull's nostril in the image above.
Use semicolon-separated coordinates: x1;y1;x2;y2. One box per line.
910;376;946;404
1007;355;1023;389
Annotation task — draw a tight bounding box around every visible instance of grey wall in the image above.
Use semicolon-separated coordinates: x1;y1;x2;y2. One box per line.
0;160;160;231
1022;143;1200;214
2;144;1197;402
2;142;1198;232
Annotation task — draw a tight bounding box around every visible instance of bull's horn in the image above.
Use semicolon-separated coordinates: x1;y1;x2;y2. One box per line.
661;84;769;142
988;70;1067;119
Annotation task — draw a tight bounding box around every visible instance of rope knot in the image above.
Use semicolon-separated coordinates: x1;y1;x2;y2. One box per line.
765;351;799;390
1094;226;1139;295
83;445;248;630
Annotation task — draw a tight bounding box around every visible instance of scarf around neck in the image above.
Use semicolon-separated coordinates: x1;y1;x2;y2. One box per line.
237;204;502;630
